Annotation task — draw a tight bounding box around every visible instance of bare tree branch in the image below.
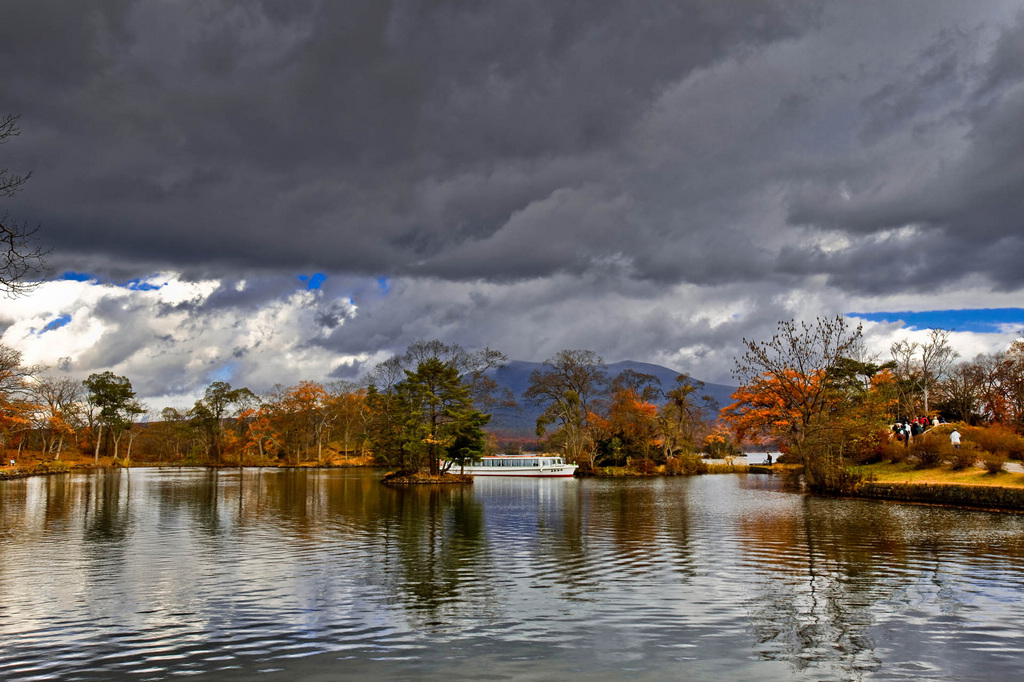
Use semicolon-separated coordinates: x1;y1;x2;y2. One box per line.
1;114;49;296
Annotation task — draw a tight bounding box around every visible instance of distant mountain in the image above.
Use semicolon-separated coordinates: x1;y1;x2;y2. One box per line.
485;360;737;439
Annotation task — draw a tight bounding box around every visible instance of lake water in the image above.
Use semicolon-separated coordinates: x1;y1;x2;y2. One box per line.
2;468;1024;681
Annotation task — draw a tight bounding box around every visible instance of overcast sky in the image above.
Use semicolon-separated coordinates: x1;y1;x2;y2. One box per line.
3;0;1024;409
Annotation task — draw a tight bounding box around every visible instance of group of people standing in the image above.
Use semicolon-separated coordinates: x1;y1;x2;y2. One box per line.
890;416;962;450
892;416;943;444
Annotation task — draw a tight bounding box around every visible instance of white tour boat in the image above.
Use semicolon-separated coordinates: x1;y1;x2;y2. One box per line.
448;454;578;477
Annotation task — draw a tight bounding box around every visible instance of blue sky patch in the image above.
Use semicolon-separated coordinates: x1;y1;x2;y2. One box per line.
122;277;163;291
208;363;236;383
39;314;72;334
848;308;1024;333
62;272;165;290
377;277;390;294
298;273;327;290
62;271;96;282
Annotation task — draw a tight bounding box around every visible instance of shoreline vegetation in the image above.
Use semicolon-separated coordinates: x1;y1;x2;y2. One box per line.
850;461;1024;511
381;470;474;485
4;323;1024;511
6;454;1024;513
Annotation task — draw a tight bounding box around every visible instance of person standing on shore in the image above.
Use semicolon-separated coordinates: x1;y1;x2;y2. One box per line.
950;429;961;450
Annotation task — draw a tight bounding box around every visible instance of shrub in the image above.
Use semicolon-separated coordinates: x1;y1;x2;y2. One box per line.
635;458;658;475
909;434;947;469
806;450;862;494
982;451;1008;474
963;425;1024;461
880;439;910;464
674;453;708;475
948;442;980;470
851;438;887;465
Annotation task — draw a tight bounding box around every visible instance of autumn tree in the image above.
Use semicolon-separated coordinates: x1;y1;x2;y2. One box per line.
326;381;366;458
291;381;332;464
30;375;83;459
241;405;279;463
725;317;867;490
525;349;607;466
189;381;256;463
257;381;331;464
0;343;35;452
588;369;661;468
1;114;47;296
993;339;1024;429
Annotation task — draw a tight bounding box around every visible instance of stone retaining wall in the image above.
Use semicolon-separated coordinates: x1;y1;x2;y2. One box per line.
857;481;1024;511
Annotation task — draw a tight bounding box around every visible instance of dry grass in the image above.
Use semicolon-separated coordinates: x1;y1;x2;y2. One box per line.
2;448;379;474
852;461;1024;488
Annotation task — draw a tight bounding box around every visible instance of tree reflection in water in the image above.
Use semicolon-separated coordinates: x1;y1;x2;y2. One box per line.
3;469;1024;681
375;483;490;620
736;488;1024;679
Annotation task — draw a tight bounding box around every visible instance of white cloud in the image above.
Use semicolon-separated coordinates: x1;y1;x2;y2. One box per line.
1;274;364;410
3;269;1022;412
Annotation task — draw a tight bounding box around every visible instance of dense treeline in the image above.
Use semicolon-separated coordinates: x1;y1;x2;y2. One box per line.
5;320;1024;477
0;339;725;472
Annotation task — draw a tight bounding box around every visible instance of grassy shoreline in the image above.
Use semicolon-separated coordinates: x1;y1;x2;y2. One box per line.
851;461;1024;488
585;462;751;477
0;455;378;481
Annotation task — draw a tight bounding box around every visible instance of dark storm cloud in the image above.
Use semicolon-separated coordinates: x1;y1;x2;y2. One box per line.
3;0;1024;393
782;15;1024;293
2;0;823;283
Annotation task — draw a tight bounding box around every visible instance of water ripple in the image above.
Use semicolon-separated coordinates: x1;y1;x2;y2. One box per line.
2;469;1024;680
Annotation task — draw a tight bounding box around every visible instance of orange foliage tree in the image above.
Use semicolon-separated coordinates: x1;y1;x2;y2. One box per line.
263;381;332;464
241;406;280;463
606;386;660;467
724;317;876;491
0;344;35;455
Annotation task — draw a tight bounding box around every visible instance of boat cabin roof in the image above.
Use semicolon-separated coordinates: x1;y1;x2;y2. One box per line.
482;454;552;459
